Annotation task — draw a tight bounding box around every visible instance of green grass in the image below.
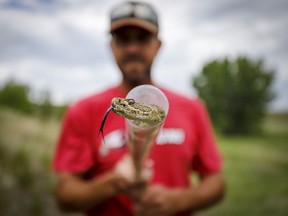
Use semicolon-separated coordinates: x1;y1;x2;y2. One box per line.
200;114;288;216
0;107;287;215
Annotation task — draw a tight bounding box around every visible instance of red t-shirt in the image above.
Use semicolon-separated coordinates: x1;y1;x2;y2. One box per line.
53;85;222;216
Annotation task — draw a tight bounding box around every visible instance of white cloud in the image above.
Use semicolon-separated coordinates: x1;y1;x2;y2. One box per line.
0;58;121;104
0;9;64;45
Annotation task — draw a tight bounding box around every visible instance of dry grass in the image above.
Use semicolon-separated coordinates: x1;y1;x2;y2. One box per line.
0;107;79;216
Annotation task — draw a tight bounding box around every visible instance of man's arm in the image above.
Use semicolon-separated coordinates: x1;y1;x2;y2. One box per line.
54;155;139;212
55;171;125;211
135;172;225;216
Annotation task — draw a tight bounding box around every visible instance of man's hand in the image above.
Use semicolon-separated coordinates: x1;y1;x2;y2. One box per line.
114;155;154;201
134;173;225;216
134;184;180;216
113;154;137;192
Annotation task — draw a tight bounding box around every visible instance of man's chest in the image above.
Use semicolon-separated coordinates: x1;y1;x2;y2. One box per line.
93;111;198;174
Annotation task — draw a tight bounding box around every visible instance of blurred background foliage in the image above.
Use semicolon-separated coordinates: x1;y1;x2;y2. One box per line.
0;80;67;120
193;56;275;135
0;55;287;215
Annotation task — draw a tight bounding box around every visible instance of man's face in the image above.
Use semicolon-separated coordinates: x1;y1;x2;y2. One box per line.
111;26;161;85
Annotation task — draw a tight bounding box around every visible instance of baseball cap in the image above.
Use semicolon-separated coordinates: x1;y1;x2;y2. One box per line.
110;1;159;36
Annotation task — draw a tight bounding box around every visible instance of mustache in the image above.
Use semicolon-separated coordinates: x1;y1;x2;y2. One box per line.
122;54;145;64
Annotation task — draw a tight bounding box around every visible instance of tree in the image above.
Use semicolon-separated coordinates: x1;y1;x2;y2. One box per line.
193;56;275;135
0;80;33;114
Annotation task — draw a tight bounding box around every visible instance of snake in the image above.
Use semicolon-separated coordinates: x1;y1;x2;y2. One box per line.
98;97;166;140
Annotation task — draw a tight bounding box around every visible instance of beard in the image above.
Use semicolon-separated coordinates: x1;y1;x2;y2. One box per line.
119;54;152;85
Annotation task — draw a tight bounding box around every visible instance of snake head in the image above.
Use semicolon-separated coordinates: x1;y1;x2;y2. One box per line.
111;97;138;118
98;98;135;142
111;98;135;113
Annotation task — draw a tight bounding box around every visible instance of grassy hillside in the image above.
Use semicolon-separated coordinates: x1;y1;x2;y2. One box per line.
0;107;287;215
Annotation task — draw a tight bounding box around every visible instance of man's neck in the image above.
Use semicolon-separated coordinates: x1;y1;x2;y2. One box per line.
119;79;154;95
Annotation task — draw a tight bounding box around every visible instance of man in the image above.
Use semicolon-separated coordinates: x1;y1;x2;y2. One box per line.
53;1;225;216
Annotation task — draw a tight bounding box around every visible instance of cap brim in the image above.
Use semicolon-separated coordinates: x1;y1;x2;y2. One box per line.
110;18;158;36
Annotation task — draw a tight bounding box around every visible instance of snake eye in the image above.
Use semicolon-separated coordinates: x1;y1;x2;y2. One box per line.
119;100;128;107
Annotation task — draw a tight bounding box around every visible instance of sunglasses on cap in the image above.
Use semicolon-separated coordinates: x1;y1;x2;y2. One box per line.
110;1;159;34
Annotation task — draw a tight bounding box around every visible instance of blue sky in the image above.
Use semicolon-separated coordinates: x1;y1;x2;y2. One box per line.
0;0;287;111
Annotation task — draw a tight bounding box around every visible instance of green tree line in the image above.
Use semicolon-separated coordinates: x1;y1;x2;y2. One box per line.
0;80;67;120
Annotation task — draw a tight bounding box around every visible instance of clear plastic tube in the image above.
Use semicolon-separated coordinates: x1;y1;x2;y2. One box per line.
125;85;169;180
